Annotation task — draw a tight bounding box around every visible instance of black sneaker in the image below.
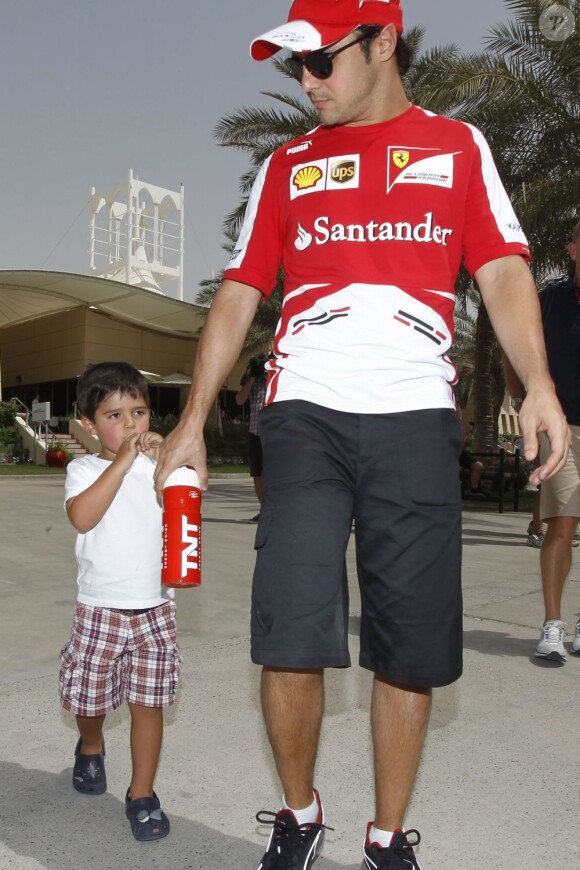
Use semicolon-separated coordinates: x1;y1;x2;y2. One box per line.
362;825;422;869
256;790;327;869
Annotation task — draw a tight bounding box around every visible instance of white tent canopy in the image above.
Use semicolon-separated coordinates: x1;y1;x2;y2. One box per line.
0;270;206;336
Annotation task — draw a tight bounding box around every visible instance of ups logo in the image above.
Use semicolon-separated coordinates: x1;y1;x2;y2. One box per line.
330;160;356;184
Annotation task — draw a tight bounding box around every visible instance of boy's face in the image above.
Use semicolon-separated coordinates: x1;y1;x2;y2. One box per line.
81;391;150;460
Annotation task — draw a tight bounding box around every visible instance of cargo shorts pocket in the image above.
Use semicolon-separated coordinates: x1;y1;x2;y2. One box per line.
254;508;274;550
59;641;81;705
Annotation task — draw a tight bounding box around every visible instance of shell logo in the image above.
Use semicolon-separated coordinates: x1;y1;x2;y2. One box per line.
293;165;323;191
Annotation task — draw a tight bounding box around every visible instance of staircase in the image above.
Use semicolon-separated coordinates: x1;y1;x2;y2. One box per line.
14;415;100;463
48;433;87;458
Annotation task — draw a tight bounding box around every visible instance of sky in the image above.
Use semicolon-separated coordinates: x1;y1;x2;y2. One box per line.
1;0;512;303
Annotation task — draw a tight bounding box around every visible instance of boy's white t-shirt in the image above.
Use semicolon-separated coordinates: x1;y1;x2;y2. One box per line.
64;453;173;609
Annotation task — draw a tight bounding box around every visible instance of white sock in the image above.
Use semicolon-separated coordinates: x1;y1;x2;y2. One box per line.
369;824;397;848
282;792;319;825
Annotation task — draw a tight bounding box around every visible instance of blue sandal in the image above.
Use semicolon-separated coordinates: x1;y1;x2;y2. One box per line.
72;737;107;795
125;789;170;841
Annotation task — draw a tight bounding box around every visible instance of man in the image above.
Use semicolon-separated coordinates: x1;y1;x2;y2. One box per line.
155;2;568;867
456;408;486;499
236;355;268;521
505;220;580;664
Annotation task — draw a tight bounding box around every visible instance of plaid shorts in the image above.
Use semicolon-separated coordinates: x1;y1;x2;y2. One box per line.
59;601;180;716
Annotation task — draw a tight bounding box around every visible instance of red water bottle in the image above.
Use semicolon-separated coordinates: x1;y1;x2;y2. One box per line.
162;467;202;588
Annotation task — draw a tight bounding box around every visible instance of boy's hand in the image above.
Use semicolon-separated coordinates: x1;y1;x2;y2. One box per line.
112;432;142;472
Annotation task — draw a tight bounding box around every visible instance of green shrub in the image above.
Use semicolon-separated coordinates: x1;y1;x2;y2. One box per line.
0;400;19;428
0;425;19;447
150;413;180;438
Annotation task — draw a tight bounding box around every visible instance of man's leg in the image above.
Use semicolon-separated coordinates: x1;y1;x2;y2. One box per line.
470;460;484;493
261;667;324;809
540;515;579;621
371;677;431;831
531;490;542;533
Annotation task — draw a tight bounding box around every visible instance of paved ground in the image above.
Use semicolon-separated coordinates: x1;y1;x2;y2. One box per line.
0;477;579;869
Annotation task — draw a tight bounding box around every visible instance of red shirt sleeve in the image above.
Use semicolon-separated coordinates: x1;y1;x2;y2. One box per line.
223;154;284;298
461;124;530;277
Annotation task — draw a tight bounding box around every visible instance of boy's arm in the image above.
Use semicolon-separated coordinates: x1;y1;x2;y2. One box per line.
66;434;144;532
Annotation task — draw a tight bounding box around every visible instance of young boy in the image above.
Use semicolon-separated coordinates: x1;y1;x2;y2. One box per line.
59;361;178;841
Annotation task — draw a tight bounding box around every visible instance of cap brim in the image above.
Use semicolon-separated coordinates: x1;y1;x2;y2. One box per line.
250;19;353;60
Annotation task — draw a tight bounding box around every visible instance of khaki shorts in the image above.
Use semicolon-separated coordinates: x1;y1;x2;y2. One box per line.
540;425;580;520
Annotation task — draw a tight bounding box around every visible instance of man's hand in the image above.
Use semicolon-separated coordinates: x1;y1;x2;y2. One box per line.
478;257;570;485
518;386;570;485
137;431;164;462
153;420;207;496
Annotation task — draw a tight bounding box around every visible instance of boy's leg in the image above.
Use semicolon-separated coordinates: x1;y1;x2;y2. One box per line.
127;702;163;800
72;713;107;794
125;700;170;842
76;714;106;754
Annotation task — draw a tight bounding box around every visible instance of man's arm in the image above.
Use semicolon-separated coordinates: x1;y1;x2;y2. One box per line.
154;279;262;494
502;352;525;403
475;255;569;484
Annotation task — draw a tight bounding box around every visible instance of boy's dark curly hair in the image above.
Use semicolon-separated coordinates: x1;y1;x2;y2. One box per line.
76;362;150;422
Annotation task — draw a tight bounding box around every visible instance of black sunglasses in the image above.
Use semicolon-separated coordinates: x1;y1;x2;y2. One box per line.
287;28;379;80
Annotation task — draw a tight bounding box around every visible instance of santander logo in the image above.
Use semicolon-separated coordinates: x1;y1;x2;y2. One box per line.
294;212;453;250
295;223;314;251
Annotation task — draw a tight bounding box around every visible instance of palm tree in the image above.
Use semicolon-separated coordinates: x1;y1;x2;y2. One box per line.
409;0;579;448
449;286;478;410
195;226;284;354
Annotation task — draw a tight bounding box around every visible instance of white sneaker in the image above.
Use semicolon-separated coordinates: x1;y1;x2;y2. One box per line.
572;621;580;655
534;620;566;662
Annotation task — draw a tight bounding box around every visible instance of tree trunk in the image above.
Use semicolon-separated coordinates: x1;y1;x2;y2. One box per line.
473;299;498;452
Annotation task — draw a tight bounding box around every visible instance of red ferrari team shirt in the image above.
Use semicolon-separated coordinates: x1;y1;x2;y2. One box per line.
224;104;530;413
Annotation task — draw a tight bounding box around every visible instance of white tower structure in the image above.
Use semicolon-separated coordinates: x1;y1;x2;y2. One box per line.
89;170;185;299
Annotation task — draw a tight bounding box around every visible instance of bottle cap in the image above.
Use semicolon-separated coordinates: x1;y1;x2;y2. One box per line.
164;466;200;489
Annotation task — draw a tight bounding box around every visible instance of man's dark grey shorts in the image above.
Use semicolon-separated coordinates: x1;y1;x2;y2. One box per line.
251;401;464;688
249;432;263;478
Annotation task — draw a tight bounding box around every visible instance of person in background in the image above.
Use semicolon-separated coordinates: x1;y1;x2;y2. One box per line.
459;449;486;499
236;354;268;521
505;220;580;663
